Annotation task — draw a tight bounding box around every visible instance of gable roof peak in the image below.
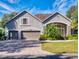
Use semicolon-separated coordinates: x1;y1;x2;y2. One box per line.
5;10;42;25
42;12;71;23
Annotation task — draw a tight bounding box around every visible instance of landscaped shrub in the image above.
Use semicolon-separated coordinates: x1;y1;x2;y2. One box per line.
0;28;5;40
43;23;64;40
39;34;47;40
73;34;78;40
67;34;78;40
67;35;73;40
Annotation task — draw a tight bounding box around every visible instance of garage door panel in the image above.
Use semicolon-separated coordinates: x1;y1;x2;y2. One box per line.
21;31;40;40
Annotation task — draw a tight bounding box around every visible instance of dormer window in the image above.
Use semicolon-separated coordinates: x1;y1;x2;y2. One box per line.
23;18;27;24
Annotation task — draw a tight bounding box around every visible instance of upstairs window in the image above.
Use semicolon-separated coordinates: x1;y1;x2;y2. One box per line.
22;18;27;24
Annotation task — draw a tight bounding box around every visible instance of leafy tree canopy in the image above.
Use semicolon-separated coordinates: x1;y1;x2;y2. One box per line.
1;12;18;28
66;5;78;29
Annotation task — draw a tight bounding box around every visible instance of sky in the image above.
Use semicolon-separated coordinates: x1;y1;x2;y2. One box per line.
0;0;78;18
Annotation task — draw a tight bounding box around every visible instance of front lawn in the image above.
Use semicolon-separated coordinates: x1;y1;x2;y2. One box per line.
41;40;78;53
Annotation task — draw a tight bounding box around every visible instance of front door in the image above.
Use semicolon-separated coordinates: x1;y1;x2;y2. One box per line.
9;31;18;39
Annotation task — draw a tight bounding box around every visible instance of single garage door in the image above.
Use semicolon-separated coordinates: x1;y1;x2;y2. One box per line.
21;31;40;40
9;31;18;39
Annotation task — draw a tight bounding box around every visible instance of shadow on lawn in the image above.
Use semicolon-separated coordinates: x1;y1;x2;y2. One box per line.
0;40;40;53
0;54;77;59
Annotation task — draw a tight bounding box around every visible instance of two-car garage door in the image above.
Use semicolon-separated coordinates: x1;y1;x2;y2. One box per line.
21;31;40;40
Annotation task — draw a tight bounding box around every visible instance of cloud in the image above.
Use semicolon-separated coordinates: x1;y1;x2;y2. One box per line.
30;0;67;15
8;0;20;3
0;2;14;12
28;7;53;14
28;0;67;14
0;10;10;14
52;0;66;11
52;0;77;15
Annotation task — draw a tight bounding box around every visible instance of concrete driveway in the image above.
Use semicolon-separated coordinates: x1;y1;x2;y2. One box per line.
0;40;77;59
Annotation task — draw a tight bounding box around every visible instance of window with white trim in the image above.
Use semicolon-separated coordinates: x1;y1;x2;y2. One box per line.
22;18;28;24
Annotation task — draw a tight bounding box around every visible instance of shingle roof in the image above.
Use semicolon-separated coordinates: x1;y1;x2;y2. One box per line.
35;14;51;22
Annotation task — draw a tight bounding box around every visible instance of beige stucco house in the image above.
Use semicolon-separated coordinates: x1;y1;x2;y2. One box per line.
5;10;71;40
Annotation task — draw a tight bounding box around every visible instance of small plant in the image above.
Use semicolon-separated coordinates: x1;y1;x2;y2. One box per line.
67;34;78;40
39;35;47;40
73;34;78;40
67;35;73;40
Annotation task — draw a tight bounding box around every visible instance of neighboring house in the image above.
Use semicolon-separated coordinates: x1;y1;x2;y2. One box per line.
5;10;71;40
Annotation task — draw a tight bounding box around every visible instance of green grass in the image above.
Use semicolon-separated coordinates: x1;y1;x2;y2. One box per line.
41;41;78;53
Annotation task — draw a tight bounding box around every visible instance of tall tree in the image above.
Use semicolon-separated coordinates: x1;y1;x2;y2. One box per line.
1;12;18;27
66;5;78;30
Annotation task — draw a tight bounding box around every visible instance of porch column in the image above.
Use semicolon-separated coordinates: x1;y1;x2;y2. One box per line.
41;24;46;34
66;26;71;36
18;30;21;39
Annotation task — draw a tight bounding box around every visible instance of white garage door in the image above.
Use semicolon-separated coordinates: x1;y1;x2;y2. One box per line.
21;31;40;40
